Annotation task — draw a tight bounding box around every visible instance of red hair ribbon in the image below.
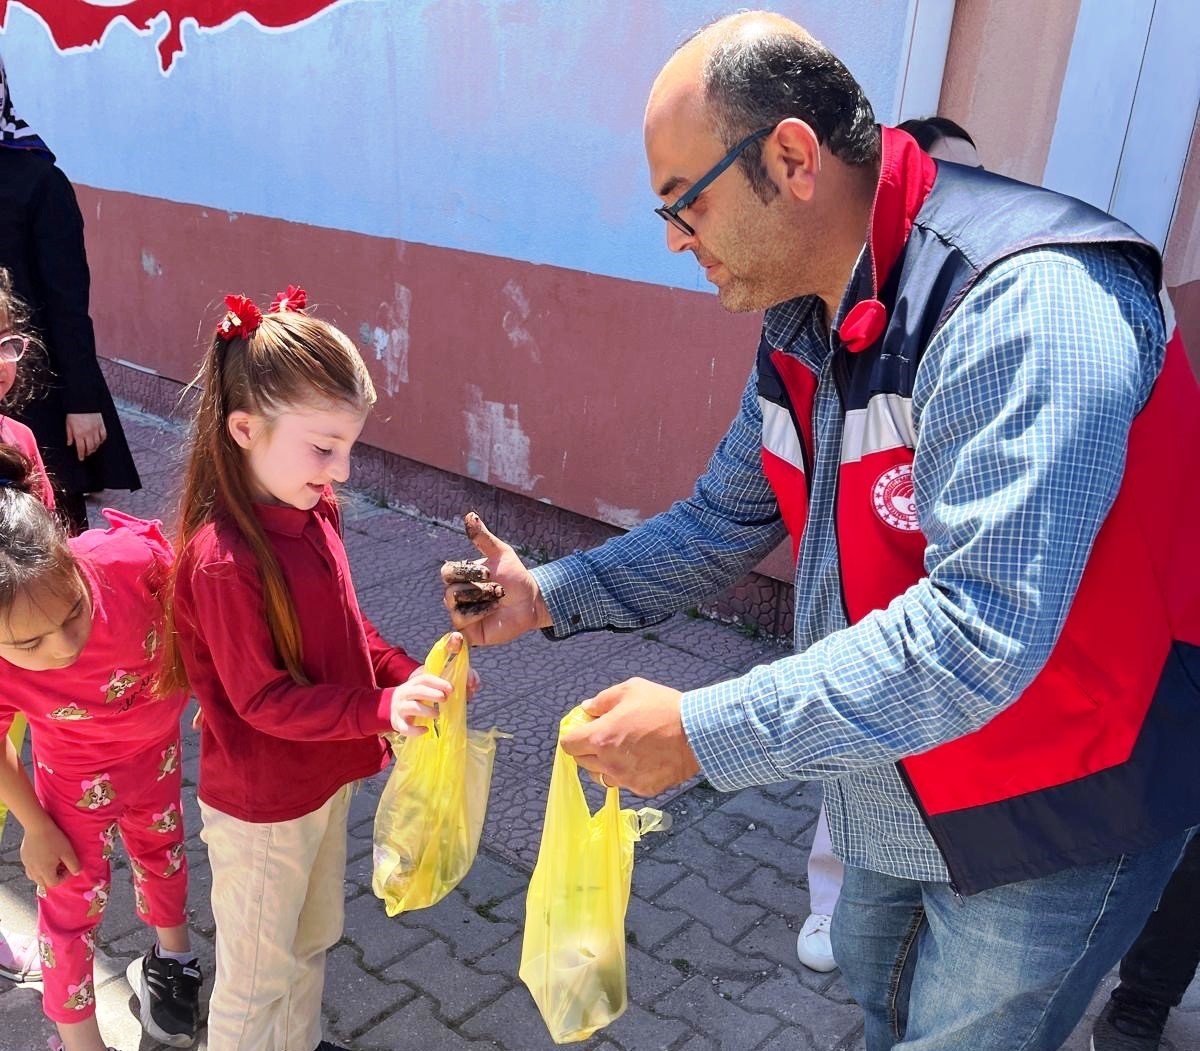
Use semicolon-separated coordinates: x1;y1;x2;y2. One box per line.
216;294;263;342
269;285;308;314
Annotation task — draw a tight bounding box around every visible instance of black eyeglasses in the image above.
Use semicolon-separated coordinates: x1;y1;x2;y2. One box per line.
654;126;774;237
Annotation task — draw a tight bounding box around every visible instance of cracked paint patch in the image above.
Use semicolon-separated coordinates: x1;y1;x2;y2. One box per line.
359;283;411;396
595;500;643;529
500;278;541;363
463;384;542;492
140;250;162;277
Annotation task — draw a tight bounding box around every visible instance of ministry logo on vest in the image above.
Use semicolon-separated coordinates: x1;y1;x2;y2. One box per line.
872;465;919;531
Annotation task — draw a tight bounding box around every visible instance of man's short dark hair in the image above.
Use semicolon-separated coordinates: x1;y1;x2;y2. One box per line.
701;31;879;202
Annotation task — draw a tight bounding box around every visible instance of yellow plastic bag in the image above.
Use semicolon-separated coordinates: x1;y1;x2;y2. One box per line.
520;706;668;1044
372;634;504;916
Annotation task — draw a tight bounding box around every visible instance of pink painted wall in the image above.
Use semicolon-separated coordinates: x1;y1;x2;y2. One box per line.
1164;114;1200;374
79;186;763;530
937;0;1080;182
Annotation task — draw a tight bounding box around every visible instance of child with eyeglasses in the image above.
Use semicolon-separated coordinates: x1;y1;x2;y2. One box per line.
0;267;55;508
0;265;57;989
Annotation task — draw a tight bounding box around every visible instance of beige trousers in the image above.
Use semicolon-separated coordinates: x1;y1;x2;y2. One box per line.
200;785;351;1051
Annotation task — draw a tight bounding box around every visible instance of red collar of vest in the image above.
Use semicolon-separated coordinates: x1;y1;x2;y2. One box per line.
837;126;937;353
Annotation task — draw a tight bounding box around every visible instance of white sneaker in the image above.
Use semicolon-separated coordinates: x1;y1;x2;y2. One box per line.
796;912;837;972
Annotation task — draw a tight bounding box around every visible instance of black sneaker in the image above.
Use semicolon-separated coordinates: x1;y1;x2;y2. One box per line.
313;1043;353;1051
126;951;202;1048
1091;989;1170;1051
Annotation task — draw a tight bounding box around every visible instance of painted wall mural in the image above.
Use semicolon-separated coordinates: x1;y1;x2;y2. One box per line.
0;1;916;554
0;0;352;71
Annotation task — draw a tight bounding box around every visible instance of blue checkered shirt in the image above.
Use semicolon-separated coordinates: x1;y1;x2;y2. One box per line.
532;244;1165;882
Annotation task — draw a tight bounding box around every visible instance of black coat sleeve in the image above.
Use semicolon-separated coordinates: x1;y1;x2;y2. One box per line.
30;165;107;414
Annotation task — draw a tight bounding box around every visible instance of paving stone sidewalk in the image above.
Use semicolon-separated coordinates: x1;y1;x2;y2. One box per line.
1;405;1196;1051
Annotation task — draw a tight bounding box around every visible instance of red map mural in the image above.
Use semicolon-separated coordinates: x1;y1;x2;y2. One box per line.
0;0;348;72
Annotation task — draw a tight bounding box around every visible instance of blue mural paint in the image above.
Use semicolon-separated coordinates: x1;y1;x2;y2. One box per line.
0;0;909;291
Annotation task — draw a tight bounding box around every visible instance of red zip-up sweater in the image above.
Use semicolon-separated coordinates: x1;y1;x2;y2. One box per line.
171;494;419;822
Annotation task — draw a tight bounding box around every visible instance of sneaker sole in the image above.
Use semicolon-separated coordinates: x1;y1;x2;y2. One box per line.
125;957;196;1048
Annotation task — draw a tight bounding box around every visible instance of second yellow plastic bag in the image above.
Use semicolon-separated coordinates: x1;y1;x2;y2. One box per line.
372;634;504;916
520;706;667;1044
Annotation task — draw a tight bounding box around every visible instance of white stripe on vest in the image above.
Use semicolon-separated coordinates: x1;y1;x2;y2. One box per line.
841;392;916;464
759;397;806;472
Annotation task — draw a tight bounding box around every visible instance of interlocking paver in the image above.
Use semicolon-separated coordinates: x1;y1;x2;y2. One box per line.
651;975;779;1048
741;973;864;1050
0;400;1194;1051
656;874;767;945
382;938;510;1024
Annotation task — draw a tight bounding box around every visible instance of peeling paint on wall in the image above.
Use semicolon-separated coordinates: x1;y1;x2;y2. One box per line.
140;249;163;277
500;278;541;364
595;500;643;529
463;384;542;492
360;283;411;397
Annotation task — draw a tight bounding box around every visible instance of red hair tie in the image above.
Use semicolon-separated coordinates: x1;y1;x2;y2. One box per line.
269;285;308;314
216;294;263;342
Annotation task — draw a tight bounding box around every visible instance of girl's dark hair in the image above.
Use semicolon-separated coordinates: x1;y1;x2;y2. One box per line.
896;116;976;153
160;307;376;692
0;443;76;615
701;30;880;202
0;267;46;413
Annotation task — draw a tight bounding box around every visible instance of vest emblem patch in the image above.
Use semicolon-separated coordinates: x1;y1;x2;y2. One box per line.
872;465;919;531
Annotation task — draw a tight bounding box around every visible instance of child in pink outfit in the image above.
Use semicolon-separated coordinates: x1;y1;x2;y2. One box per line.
0;445;202;1051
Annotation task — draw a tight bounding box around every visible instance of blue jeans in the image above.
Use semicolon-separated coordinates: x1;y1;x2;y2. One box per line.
830;831;1191;1050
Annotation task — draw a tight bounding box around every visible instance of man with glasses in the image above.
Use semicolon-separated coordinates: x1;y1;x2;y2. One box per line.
443;12;1200;1049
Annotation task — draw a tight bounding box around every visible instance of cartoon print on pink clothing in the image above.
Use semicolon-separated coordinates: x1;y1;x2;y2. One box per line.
80;929;96;962
103;669;139;709
143;625;161;660
149;802;180;834
76;774;116;810
130;857;147;882
157;742;179;781
63;976;95;1011
49;704;90;721
163;841;185;877
99;820;118;860
38;931;56;969
134;881;149;917
83;880;110;918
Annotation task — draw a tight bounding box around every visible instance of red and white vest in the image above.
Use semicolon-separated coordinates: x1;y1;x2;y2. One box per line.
759;127;1200;893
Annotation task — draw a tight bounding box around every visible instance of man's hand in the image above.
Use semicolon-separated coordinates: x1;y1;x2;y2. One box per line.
21;816;81;890
65;413;106;461
560;677;702;797
441;512;552;646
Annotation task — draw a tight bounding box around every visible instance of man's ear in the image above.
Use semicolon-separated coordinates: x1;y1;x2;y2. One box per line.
768;118;823;203
227;410;257;450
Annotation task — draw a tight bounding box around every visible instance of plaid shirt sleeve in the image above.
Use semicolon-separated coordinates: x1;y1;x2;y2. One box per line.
681;247;1166;790
530;367;788;636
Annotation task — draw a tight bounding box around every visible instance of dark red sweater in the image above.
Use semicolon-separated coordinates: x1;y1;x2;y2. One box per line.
172;495;419;822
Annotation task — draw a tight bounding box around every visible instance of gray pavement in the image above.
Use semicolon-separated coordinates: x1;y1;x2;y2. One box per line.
1;404;1197;1051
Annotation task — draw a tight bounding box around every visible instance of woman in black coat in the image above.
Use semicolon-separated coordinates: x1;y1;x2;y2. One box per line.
0;56;139;532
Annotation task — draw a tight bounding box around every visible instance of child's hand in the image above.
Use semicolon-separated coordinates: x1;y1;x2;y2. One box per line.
20;817;81;890
388;674;453;736
444;630;481;698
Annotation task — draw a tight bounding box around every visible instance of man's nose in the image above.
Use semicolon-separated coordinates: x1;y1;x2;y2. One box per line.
665;220;696;254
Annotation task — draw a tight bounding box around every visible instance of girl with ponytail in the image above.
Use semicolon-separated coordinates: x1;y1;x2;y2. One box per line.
161;288;459;1051
0;444;200;1051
